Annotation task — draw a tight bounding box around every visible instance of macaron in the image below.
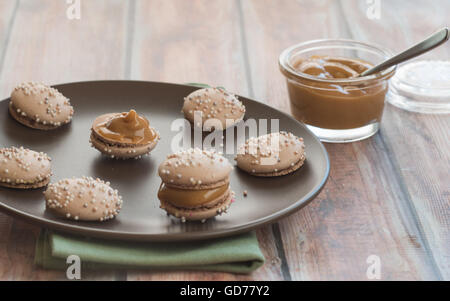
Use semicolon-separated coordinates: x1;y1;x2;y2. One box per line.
182;87;245;131
157;148;235;222
90;109;160;160
235;131;306;177
0;146;52;189
44;177;123;222
9;82;74;130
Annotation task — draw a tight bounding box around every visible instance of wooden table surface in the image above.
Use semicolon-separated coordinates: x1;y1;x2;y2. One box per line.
0;0;448;281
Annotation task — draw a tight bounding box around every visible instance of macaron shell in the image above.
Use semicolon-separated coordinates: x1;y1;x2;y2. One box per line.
0;176;50;189
182;88;245;130
90;132;159;159
10;82;74;129
9;104;61;130
44;177;123;222
161;189;233;221
0;147;52;189
158;148;232;188
247;155;306;177
235;132;306;176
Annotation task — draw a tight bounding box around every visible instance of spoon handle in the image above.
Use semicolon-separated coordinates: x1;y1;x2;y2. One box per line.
360;27;449;77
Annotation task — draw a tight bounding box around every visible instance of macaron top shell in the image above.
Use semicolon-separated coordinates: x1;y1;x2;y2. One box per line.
158;148;232;189
235;132;306;174
10;82;74;125
182;88;245;130
0;147;51;185
44;177;123;222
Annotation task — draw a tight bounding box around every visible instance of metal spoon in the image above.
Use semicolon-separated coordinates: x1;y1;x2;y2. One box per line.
360;27;449;77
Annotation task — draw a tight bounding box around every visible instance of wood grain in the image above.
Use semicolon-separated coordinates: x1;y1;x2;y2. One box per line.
0;0;130;97
240;0;448;280
0;0;18;74
128;0;249;93
0;0;18;281
340;0;450;279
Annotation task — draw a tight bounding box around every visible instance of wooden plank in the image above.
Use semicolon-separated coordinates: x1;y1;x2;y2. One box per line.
0;0;18;74
0;0;19;281
125;0;284;280
239;0;352;112
340;0;450;279
0;0;131;280
240;0;444;280
340;0;450;58
127;0;250;94
0;0;130;97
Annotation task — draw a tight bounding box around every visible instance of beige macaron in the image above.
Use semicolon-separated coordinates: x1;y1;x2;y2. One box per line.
182;88;245;131
235;131;306;177
0;147;52;189
44;177;123;222
157;148;235;222
9;82;74;130
90;110;160;160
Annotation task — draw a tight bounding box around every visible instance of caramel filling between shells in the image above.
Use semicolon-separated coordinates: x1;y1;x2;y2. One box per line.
157;183;229;208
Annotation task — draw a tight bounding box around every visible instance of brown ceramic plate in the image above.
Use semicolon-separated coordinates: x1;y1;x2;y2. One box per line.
0;81;329;242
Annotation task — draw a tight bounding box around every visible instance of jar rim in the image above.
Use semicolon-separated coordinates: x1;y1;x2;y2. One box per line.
279;38;397;84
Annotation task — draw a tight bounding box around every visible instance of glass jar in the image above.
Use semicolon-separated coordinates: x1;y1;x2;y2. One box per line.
279;39;396;143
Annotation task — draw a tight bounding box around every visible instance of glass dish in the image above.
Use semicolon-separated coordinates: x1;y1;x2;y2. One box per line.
388;60;450;114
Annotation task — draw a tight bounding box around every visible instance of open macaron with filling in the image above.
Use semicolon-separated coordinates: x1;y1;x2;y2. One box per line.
90;109;160;160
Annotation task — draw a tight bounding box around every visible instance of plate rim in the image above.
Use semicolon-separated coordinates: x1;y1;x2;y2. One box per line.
0;80;330;242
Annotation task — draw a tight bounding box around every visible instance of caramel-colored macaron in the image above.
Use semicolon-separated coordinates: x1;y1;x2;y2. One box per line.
9;82;74;130
182;88;245;131
90;110;160;160
44;177;123;222
235;132;306;177
157;148;235;222
0;147;52;189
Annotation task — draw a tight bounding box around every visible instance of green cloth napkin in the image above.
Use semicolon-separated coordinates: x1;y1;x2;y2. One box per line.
35;230;265;274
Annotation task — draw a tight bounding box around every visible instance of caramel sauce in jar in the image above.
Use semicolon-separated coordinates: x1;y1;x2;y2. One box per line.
283;55;391;130
95;110;157;144
157;184;229;208
295;56;372;79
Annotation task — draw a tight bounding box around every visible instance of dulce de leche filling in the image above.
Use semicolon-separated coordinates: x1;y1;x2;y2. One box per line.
295;56;373;79
95;110;157;144
158;183;229;208
286;55;389;130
